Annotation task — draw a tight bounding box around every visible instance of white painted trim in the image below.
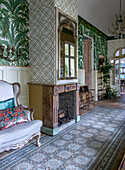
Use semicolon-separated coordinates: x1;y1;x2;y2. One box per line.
78;69;85;86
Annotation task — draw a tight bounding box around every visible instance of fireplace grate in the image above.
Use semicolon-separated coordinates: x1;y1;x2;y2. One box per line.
58;105;70;126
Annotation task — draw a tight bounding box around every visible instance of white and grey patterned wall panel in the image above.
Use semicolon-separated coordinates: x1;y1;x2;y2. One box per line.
54;0;78;21
108;39;125;58
29;0;56;84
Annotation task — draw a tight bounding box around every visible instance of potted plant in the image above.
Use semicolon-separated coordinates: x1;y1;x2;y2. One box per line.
99;62;117;99
105;86;117;99
99;62;113;85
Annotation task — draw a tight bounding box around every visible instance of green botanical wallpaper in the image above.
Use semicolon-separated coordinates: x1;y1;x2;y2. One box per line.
78;16;108;70
0;0;29;66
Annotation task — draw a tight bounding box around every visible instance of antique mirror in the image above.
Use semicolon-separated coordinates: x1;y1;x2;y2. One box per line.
58;13;77;79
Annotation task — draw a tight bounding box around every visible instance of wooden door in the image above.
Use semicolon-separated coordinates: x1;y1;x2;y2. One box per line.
84;39;92;89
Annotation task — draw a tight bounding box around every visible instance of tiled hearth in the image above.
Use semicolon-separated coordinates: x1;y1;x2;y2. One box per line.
42;83;80;135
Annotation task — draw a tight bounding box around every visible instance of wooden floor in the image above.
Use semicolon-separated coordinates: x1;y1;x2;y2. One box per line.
79;93;125;115
0;93;125;169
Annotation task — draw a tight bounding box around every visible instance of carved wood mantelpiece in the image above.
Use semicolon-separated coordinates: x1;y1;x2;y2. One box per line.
54;83;78;95
43;83;80;135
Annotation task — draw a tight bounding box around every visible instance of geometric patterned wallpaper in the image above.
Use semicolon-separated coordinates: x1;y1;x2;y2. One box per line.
78;16;108;70
29;0;78;84
108;39;125;58
54;0;78;21
29;0;56;84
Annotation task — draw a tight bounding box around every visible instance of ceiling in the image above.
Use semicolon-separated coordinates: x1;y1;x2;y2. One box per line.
78;0;125;36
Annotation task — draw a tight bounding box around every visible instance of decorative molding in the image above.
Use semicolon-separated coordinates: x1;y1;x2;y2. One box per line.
58;12;78;80
78;16;108;40
108;36;125;40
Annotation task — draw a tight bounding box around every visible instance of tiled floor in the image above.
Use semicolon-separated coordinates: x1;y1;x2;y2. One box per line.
1;107;125;170
79;93;125;170
0;94;125;168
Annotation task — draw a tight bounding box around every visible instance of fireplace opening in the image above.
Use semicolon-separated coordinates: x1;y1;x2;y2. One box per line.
58;105;70;126
58;91;76;127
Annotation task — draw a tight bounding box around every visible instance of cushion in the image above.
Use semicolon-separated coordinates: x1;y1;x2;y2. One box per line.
0;120;42;146
0;105;28;131
0;98;15;110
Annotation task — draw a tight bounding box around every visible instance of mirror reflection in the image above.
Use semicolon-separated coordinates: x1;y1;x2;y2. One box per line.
58;14;77;79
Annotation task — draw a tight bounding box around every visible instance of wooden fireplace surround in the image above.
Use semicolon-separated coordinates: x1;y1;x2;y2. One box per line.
42;83;80;135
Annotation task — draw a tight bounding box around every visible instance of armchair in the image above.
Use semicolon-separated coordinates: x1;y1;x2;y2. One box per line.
0;80;42;153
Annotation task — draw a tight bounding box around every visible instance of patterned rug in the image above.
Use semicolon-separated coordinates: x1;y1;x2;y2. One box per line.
0;107;125;170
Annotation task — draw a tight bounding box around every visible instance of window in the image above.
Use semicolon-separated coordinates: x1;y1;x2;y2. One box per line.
122;49;125;55
58;13;77;79
114;48;125;57
64;43;75;78
60;42;76;78
115;50;119;56
111;48;125;85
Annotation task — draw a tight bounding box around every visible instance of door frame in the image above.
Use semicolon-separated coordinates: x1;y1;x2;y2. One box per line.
110;57;125;96
83;34;94;90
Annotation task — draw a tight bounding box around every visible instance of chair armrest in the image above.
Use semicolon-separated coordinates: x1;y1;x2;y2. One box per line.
23;105;34;121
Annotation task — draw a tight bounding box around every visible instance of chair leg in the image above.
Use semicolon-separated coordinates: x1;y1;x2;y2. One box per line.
36;134;41;147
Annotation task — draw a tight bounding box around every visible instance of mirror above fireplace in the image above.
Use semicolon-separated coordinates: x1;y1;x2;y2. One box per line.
58;13;77;80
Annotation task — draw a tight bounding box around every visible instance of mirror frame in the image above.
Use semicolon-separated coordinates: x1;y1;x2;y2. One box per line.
58;13;78;80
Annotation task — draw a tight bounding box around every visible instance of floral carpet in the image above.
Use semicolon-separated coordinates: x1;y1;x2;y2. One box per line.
0;107;125;170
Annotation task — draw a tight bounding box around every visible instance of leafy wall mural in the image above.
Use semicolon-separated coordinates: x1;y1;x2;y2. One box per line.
78;16;108;70
0;0;29;66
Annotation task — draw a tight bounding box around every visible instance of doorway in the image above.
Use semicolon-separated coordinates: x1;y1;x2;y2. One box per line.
83;36;93;90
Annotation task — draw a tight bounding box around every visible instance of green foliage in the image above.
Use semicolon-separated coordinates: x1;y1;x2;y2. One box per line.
78;17;108;70
0;8;10;38
78;56;84;69
0;0;29;66
105;87;117;99
99;62;113;84
112;88;117;98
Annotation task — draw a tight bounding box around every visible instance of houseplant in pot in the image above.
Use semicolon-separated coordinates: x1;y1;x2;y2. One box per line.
99;62;118;99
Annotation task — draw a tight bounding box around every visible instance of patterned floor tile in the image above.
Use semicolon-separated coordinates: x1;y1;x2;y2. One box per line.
0;107;125;170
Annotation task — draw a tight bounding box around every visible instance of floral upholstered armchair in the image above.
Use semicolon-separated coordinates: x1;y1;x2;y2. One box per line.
0;80;42;153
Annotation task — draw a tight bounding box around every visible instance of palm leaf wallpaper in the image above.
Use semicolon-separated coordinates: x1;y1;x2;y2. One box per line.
0;0;29;66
